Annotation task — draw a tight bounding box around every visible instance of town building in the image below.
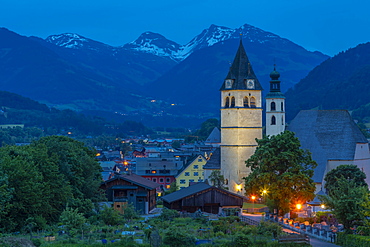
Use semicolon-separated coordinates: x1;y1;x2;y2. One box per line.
176;154;206;189
100;173;159;214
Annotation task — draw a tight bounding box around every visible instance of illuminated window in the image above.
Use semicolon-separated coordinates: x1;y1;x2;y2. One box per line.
166;185;170;189
151;170;157;174
244;97;249;107
250;97;256;108
225;97;230;108
230;97;235;107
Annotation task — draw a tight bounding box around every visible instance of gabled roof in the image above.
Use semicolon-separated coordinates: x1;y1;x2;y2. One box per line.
287;110;369;182
175;154;203;178
205;127;221;144
161;182;244;203
203;148;221;169
103;173;160;190
220;40;262;91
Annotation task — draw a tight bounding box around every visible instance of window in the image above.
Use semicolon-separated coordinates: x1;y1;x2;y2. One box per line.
198;179;203;182
271;102;276;111
243;97;249;107
225;97;230;108
180;179;186;184
153;178;157;182
166;178;170;183
271;116;276;125
160;178;164;183
194;165;199;169
185;172;190;176
147;178;151;180
282;116;284;125
281;102;284;111
250;97;256;108
230;97;235;107
189;179;194;183
194;172;199;176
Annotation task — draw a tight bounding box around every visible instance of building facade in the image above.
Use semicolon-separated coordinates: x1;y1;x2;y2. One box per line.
220;40;263;193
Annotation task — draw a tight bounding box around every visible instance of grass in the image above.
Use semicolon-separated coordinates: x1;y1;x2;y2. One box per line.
243;202;267;209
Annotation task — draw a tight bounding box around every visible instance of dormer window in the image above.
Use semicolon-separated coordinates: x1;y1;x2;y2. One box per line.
225;79;233;89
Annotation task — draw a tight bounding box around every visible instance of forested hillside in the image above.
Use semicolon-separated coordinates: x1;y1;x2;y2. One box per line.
285;42;370;123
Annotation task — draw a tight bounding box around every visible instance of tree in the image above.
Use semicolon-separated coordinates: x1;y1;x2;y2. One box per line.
209;170;228;190
320;178;370;232
99;205;122;225
324;164;368;196
59;207;87;237
244;131;317;215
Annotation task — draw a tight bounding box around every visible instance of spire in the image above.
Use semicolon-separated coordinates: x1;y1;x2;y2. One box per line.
220;40;262;91
266;65;284;98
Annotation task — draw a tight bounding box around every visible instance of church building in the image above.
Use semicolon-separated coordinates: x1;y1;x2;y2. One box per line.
216;39;370;195
219;40;263;194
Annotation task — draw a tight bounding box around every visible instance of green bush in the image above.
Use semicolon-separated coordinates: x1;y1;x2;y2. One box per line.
357;226;370;236
337;232;370;246
257;221;282;238
163;226;196;246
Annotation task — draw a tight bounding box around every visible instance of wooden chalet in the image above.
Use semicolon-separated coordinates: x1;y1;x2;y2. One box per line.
161;182;244;214
100;173;160;214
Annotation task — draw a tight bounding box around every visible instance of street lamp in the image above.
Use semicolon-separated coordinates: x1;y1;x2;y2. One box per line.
262;189;267;204
251;195;256;213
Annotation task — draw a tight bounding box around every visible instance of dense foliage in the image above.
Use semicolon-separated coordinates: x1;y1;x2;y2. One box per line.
324;164;368;196
285;42;370;122
0;136;102;232
320;167;370;231
244;131;317;215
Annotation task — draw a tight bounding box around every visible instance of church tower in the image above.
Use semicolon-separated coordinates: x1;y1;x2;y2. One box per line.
265;67;285;137
220;40;263;194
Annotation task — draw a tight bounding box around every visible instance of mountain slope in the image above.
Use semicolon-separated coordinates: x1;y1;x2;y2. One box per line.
147;25;328;114
285;42;370;121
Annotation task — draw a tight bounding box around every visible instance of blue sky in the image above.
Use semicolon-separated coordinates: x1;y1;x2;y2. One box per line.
1;0;369;56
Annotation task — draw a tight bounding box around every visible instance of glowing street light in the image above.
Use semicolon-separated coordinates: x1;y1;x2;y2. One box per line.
251;195;256;213
296;204;302;210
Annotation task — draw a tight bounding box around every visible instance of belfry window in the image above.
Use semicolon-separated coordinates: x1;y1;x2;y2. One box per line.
225;97;230;108
243;97;249;107
230;97;235;108
271;116;276;125
250;97;256;108
281;102;284;111
271;102;276;111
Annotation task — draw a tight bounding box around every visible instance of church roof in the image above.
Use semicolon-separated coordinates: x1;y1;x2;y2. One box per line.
205;127;221;144
287;110;368;183
220;40;263;91
203;147;221;169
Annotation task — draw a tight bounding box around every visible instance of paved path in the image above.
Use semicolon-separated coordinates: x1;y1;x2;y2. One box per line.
241;214;341;247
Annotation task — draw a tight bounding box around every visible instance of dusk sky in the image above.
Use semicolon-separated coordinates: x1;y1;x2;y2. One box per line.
1;0;369;56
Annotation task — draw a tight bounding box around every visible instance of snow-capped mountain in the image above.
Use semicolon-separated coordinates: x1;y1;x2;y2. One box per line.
123;32;181;61
46;33;114;52
44;24;291;62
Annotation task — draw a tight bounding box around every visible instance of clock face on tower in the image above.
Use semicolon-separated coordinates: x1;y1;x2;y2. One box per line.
247;79;254;89
225;79;233;89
